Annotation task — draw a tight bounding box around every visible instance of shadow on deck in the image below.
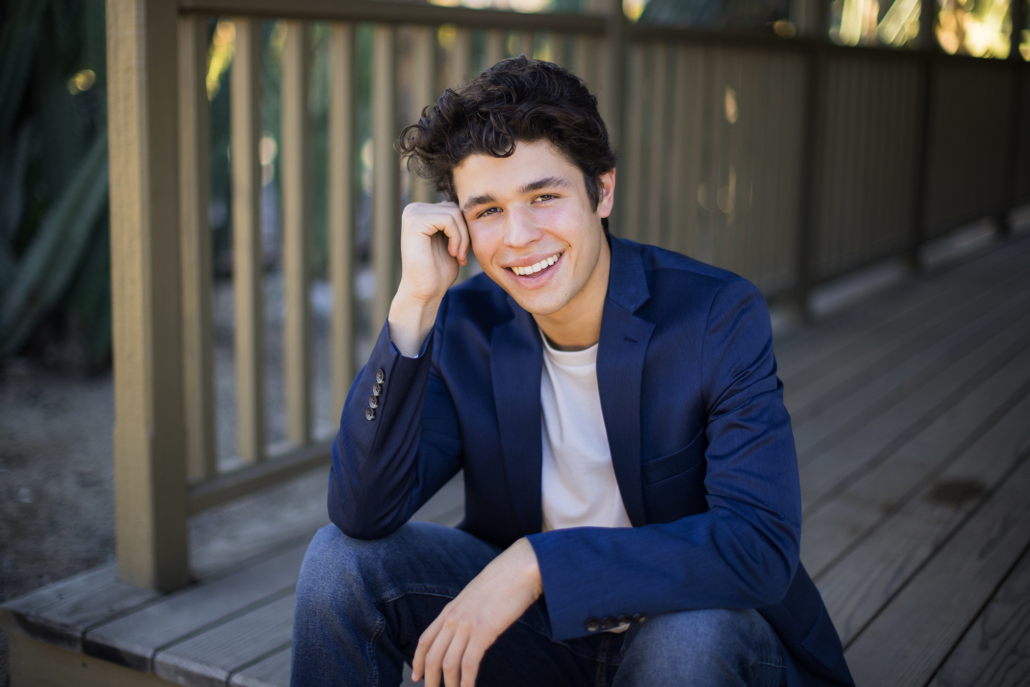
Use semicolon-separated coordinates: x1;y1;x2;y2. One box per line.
4;233;1030;687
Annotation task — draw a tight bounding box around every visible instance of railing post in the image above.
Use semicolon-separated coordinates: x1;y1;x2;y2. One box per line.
179;14;217;482
590;0;625;150
106;0;189;591
1000;0;1027;235
282;20;313;445
372;24;399;331
907;0;940;266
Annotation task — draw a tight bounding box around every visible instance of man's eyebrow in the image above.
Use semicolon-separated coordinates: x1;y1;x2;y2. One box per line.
461;177;572;212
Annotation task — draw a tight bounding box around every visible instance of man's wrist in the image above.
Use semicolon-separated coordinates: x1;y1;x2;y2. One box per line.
388;287;442;357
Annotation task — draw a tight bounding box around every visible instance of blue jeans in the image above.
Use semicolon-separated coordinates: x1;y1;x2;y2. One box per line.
291;523;787;687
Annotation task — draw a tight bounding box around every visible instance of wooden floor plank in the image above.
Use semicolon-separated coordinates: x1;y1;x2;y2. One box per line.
801;340;1030;576
775;236;1030;381
927;544;1030;687
791;288;1030;458
783;263;1030;422
843;445;1030;687
84;541;307;672
797;312;1030;512
0;563;160;652
229;646;292;687
812;390;1030;643
154;593;295;687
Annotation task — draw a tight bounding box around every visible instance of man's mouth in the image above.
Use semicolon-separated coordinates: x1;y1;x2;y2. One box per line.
508;252;563;277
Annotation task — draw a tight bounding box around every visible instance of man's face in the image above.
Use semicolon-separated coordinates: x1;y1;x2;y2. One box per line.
453;140;615;319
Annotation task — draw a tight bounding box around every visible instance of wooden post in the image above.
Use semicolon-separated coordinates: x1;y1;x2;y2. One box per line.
178;14;217;482
329;23;356;413
590;0;625;150
231;17;266;464
450;27;473;87
485;29;505;67
282;20;313;446
106;0;189;591
1000;0;1027;235
372;24;399;332
518;31;535;58
411;26;438;205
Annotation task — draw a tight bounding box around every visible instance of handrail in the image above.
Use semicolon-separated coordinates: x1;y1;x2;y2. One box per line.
178;0;607;33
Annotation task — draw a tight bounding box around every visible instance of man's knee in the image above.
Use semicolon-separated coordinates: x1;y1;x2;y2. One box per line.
295;524;398;617
617;608;785;686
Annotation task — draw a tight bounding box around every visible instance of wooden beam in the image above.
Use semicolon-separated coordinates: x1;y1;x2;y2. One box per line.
282;19;313;445
105;0;190;592
410;25;438;205
178;14;217;482
329;22;356;414
372;24;399;331
231;17;266;463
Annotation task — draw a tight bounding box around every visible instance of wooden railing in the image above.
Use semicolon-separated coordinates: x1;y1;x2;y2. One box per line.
105;0;1029;591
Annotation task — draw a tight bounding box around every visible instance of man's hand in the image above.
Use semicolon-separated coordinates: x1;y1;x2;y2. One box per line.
389;202;470;356
411;538;543;687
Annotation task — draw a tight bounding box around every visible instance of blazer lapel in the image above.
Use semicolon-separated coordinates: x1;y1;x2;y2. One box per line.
597;238;654;527
490;298;544;536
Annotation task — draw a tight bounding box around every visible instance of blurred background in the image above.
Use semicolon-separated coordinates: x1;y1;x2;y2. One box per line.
0;0;1028;684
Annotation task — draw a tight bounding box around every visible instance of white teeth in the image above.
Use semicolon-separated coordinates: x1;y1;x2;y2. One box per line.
512;252;561;276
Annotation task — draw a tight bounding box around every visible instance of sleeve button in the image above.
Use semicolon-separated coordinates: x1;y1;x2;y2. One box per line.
616;615;631;626
584;617;601;633
365;407;376;421
368;395;379;409
372;383;382;397
599;616;616;631
376;369;386;384
632;613;646;624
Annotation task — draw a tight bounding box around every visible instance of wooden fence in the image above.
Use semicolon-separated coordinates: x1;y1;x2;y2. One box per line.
104;0;1030;591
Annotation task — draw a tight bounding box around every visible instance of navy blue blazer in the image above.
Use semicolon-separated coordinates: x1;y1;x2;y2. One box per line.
328;236;854;687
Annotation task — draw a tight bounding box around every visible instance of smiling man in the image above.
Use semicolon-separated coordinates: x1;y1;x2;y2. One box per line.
290;57;853;687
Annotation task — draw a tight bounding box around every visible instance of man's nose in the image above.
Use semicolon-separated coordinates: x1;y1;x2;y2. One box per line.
502;205;543;248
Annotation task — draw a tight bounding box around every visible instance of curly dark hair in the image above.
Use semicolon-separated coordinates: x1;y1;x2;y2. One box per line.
397;56;618;232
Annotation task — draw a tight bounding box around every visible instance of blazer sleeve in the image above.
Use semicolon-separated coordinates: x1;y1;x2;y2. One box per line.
327;299;463;540
527;277;803;640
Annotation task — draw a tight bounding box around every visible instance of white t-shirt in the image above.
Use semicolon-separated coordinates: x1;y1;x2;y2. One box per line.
540;333;633;533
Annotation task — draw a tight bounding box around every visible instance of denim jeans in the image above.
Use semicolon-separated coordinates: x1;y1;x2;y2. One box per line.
291;522;787;687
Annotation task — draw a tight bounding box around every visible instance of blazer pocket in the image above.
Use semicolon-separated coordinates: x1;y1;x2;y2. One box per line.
642;430;706;485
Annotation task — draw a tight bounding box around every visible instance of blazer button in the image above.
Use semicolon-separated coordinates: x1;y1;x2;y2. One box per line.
632;613;646;624
365;407;376;421
372;383;382;397
599;616;616;631
368;395;379;409
584;617;601;633
616;615;631;627
376;369;386;384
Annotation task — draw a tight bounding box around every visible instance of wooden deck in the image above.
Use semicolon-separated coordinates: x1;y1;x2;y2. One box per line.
4;233;1030;687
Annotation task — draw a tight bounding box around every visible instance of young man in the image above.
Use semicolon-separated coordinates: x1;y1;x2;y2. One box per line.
291;57;854;687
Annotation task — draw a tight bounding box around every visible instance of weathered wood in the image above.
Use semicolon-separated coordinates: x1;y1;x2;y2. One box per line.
927;544;1030;687
800;308;1030;520
0;564;159;652
231;16;267;464
813;384;1030;644
9;634;179;687
409;26;437;206
106;0;190;591
372;24;399;332
155;593;296;687
282;20;314;447
329;22;356;413
843;445;1030;686
189;440;331;515
229;646;292;687
178;13;217;482
84;541;308;673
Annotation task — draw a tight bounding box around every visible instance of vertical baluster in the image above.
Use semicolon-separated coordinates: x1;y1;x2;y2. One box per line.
329;23;356;415
645;44;668;246
620;44;646;240
485;29;505;67
231;17;266;463
179;14;217;482
518;31;535;58
549;32;567;67
372;24;399;331
282;20;312;446
573;35;595;87
410;26;437;205
450;27;472;86
107;0;188;590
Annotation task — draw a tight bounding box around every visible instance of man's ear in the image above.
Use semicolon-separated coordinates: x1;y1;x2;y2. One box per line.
598;168;616;219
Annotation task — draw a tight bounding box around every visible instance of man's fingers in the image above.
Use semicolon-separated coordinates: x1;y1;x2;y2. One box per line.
459;638;488;687
422;622;458;687
411;615;444;682
441;628;471;687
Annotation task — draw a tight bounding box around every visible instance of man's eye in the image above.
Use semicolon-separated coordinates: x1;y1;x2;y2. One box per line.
477;207;501;219
536;194;555;202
